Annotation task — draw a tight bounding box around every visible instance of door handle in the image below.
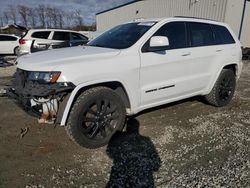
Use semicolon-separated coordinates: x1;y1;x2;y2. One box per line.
182;52;191;56
216;49;223;52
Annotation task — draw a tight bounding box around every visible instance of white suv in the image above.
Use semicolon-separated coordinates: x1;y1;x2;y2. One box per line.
19;29;89;55
9;17;243;148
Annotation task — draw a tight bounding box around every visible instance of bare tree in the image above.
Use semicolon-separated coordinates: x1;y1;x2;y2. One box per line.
0;4;90;29
58;10;64;29
91;22;96;31
50;7;59;28
18;5;30;27
47;7;63;28
65;11;74;28
74;9;83;30
28;8;37;28
9;5;17;24
3;11;9;25
45;6;55;28
0;16;4;27
36;5;46;28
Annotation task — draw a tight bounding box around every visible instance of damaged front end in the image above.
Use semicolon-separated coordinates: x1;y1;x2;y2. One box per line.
8;68;75;124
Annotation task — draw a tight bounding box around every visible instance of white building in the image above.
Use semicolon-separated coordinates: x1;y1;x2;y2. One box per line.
96;0;250;47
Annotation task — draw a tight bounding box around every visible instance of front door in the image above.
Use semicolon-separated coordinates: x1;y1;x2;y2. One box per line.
140;22;196;107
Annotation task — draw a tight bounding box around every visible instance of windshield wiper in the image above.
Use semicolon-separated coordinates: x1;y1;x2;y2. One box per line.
89;44;107;48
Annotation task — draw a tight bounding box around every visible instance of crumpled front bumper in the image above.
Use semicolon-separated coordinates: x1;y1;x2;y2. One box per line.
7;68;75;119
7;87;41;117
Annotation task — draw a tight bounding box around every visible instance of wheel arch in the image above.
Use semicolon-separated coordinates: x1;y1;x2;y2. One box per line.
60;80;132;126
14;46;19;55
223;64;238;77
206;63;238;95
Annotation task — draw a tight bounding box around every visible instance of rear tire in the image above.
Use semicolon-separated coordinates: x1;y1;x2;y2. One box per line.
65;87;126;148
205;69;236;107
14;46;19;55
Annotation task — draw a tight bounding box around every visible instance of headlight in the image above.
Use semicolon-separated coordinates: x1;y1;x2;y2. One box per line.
27;71;61;83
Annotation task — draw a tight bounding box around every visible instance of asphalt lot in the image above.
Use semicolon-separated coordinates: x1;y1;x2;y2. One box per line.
0;61;249;187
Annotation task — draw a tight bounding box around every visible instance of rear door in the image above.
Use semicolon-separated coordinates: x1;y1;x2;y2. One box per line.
187;22;221;92
52;31;70;48
212;24;238;61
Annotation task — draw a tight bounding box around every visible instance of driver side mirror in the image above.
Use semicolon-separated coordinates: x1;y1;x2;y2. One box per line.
141;36;170;53
150;36;169;47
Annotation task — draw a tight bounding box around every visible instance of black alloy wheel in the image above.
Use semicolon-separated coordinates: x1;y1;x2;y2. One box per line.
66;87;126;148
80;98;120;140
205;69;236;107
218;76;234;102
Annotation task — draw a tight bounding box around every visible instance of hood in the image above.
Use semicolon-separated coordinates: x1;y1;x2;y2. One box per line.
17;46;121;71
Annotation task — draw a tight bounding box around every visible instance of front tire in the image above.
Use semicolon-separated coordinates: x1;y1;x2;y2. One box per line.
205;69;236;107
65;87;126;148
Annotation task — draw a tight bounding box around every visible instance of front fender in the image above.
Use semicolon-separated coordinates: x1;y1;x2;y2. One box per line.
60;79;136;126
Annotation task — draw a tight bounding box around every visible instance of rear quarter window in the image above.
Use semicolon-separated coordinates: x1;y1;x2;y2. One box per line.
6;36;17;41
0;36;17;41
53;32;70;41
212;25;235;45
0;36;5;41
71;33;88;41
31;31;51;39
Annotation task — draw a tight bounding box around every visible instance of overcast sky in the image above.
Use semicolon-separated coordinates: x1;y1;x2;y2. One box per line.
0;0;132;25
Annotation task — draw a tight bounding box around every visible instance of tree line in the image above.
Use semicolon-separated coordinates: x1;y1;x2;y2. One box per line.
0;4;96;31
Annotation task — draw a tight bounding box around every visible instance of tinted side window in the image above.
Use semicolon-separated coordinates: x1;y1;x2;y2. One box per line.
31;31;51;39
53;32;70;40
71;33;88;41
0;36;17;41
153;22;187;50
5;36;17;41
213;25;235;44
189;22;215;47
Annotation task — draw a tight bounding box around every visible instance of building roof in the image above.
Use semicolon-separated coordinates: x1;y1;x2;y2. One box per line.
97;0;250;15
96;0;144;15
0;24;27;31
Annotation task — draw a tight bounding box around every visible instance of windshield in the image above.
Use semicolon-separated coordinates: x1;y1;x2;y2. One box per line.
89;22;156;49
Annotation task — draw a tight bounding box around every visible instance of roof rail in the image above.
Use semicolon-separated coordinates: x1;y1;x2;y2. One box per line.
174;16;216;22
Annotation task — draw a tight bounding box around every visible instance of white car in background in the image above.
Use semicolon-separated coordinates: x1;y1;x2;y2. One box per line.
19;29;89;55
0;34;20;55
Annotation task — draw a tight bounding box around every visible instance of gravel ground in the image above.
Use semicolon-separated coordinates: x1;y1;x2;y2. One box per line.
0;56;16;78
0;61;249;187
0;56;16;93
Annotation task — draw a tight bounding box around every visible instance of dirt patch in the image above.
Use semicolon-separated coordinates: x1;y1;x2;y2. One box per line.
0;61;249;187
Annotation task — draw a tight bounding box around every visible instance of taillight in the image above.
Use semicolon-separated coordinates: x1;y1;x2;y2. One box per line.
19;39;26;45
